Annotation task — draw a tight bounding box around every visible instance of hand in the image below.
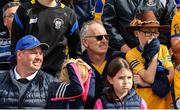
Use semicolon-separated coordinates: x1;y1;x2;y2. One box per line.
76;58;91;70
120;44;131;53
134;74;151;87
62;58;77;69
152;53;158;61
134;75;143;85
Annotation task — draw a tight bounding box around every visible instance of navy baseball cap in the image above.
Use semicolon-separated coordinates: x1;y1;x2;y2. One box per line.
15;35;49;52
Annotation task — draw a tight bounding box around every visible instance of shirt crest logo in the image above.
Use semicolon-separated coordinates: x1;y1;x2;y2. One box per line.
53;18;64;30
146;0;156;6
174;24;180;34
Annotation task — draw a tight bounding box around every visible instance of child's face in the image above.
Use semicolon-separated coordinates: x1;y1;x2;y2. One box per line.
108;68;133;98
135;28;159;47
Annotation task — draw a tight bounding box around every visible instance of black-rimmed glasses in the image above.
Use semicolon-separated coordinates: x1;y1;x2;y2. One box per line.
85;35;109;41
139;30;159;37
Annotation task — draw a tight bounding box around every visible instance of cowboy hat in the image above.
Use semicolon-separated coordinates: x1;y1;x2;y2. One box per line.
126;10;170;33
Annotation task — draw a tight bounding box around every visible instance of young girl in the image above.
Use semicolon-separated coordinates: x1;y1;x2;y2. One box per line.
94;58;147;109
47;58;95;109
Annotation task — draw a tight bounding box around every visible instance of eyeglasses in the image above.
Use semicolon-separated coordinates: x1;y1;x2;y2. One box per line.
139;30;159;37
85;35;109;41
4;13;15;18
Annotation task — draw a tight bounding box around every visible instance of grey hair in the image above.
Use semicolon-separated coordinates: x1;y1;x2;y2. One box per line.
80;20;103;38
3;2;20;18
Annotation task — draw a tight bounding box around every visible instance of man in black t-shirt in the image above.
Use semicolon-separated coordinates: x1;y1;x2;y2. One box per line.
11;0;82;76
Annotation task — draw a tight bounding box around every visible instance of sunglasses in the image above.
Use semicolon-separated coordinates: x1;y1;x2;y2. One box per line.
85;35;109;41
139;30;159;37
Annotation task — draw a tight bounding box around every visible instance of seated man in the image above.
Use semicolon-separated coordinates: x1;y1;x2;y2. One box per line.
80;20;125;108
0;35;56;108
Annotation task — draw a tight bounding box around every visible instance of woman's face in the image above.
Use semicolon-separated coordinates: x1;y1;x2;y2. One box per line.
108;68;133;98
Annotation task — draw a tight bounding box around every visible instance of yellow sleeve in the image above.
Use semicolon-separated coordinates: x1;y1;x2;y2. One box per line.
126;49;145;74
160;45;173;68
174;69;180;99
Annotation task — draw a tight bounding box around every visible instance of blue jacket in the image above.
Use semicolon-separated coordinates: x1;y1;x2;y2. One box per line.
0;69;56;108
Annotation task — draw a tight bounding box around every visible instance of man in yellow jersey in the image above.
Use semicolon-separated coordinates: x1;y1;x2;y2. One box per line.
171;11;180;109
80;20;125;108
126;10;174;109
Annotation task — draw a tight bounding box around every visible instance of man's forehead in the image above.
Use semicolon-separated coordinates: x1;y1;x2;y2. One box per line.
88;24;106;34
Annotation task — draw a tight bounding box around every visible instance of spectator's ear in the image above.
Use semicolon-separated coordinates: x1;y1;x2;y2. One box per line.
107;75;113;84
134;30;139;38
16;50;23;60
3;18;7;27
81;39;88;48
171;36;180;49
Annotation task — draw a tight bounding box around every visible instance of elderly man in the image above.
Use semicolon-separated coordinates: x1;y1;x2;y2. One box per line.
0;35;56;108
80;20;125;108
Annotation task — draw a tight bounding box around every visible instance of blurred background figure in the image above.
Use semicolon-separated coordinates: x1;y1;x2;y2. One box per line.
176;0;180;12
3;1;20;36
60;0;95;28
0;1;20;73
170;11;180;109
94;0;106;21
0;0;10;41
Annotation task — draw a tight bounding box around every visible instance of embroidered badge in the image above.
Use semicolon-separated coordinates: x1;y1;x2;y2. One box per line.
146;0;156;6
29;18;38;24
174;24;180;34
53;18;64;30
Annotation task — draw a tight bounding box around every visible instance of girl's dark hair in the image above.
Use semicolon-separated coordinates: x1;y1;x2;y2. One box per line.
104;58;132;101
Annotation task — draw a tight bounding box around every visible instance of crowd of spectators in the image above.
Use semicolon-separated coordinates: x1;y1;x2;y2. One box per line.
0;0;179;109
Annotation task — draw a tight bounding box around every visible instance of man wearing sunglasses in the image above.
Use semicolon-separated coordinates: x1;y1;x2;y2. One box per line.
80;20;125;108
